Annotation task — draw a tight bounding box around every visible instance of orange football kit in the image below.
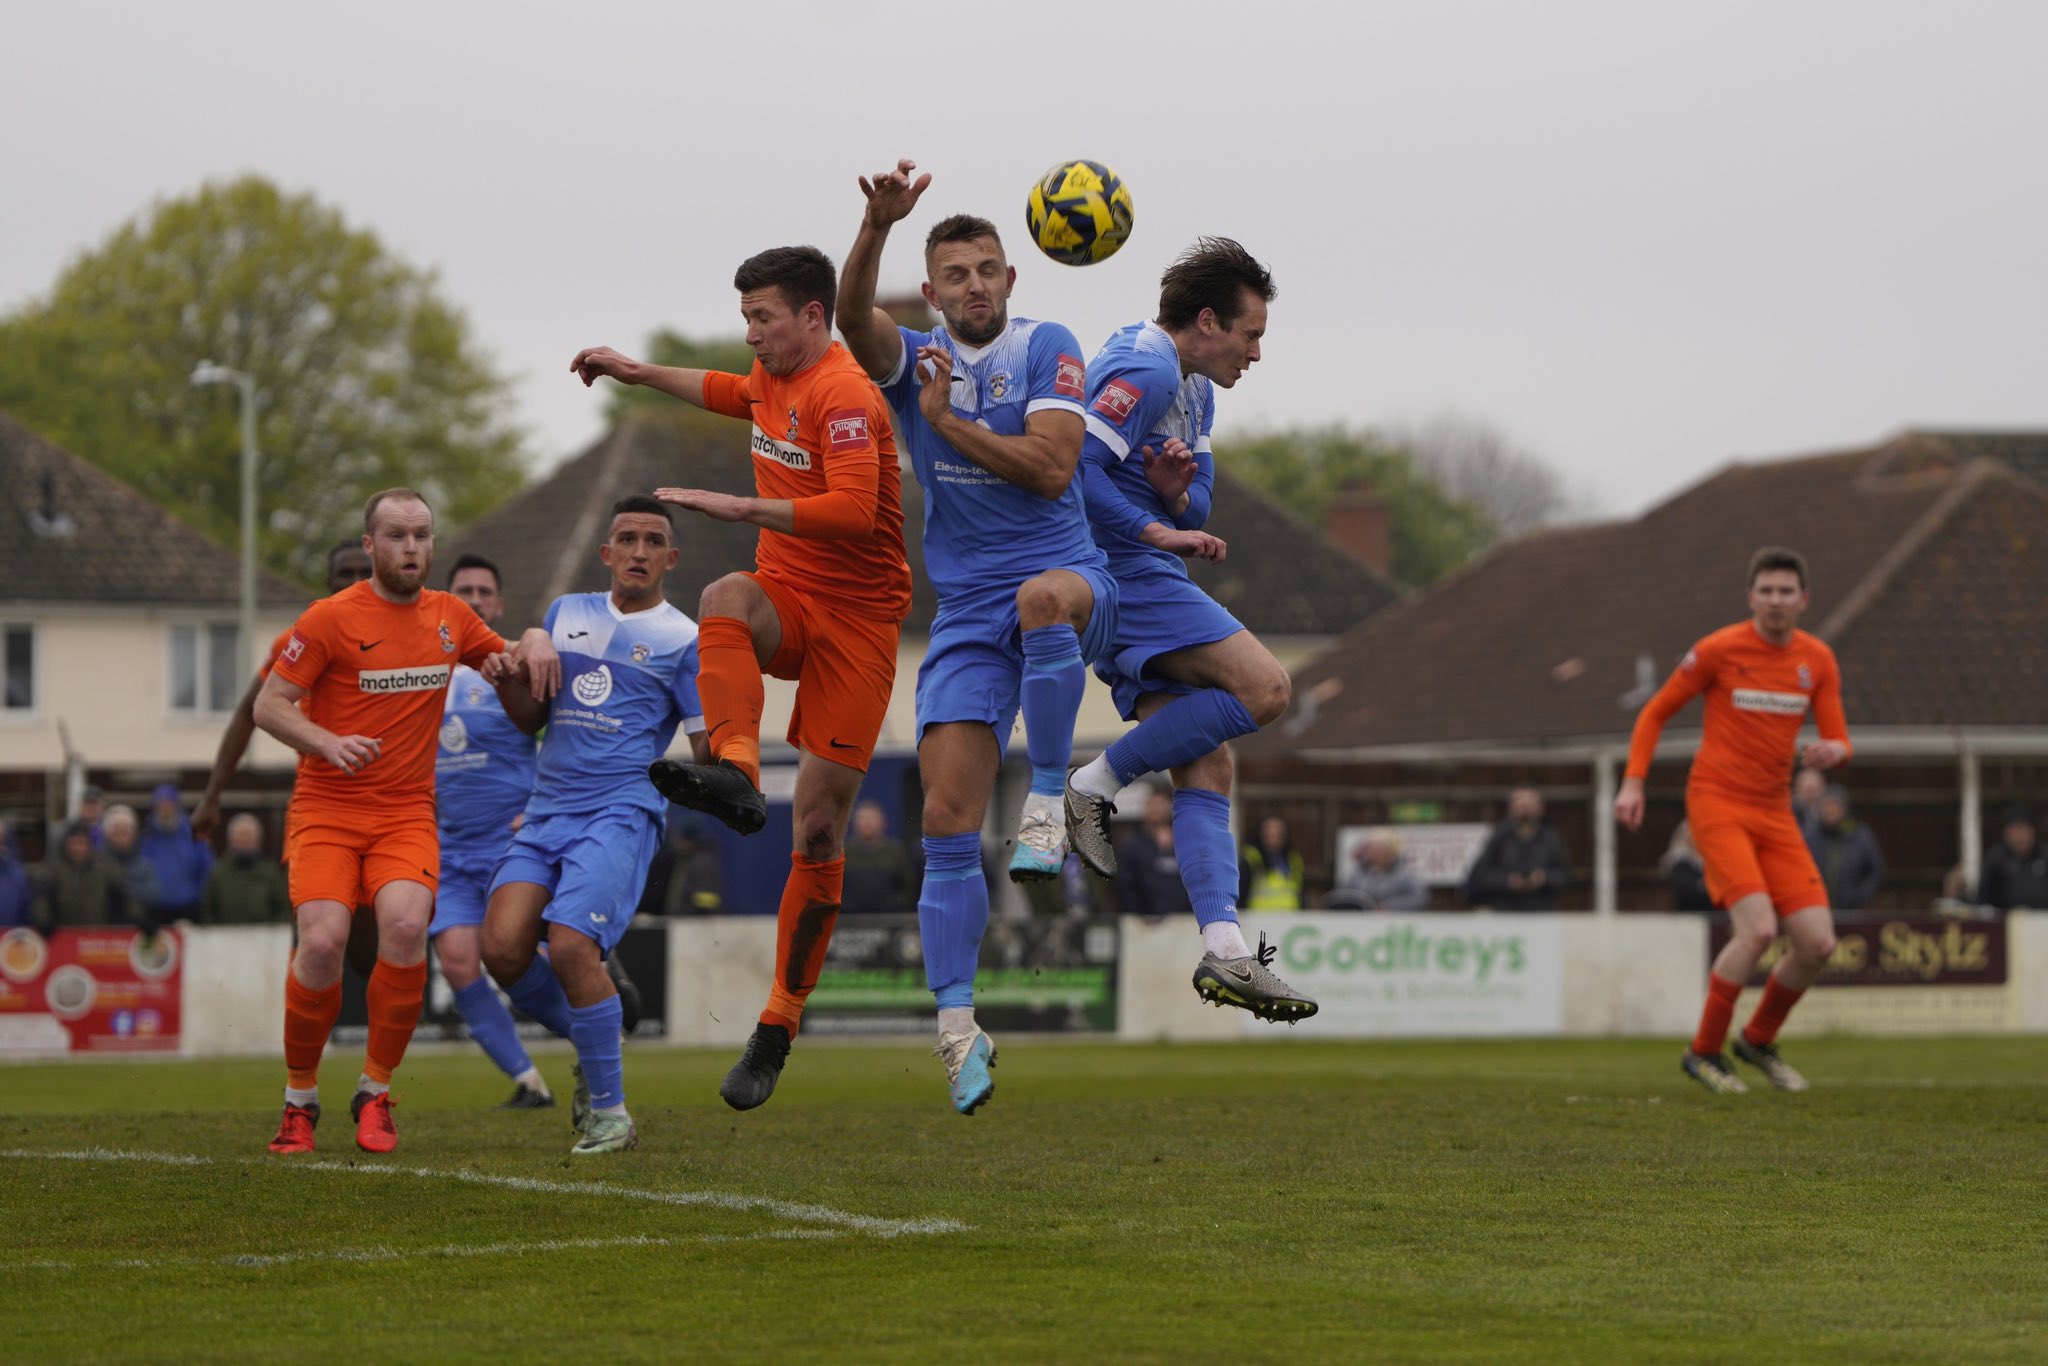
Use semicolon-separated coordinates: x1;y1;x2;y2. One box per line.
270;580;504;1091
698;343;911;1032
1625;620;1851;1056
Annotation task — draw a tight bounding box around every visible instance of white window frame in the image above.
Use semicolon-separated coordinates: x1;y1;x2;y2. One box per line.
167;621;243;719
1;622;33;717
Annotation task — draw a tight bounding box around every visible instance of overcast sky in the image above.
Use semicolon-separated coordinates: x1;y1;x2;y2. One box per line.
6;0;2043;517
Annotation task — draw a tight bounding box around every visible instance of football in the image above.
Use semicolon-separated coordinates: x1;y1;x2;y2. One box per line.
1026;160;1134;265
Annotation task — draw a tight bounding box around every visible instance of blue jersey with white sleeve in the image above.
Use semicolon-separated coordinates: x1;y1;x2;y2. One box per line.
1078;321;1218;568
878;317;1103;598
526;593;705;820
436;664;538;865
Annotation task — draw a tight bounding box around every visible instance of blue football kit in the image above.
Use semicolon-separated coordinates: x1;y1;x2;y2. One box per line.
488;592;705;956
430;664;538;937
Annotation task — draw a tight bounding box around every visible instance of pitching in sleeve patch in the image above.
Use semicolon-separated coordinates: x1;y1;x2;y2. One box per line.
825;409;870;454
1054;354;1085;400
282;633;308;665
1091;378;1142;422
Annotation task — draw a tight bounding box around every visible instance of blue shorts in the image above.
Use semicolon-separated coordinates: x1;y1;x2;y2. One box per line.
429;838;514;937
915;563;1120;750
1095;556;1245;721
488;805;661;956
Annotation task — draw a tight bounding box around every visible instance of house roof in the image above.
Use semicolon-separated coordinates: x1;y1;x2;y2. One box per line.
1258;430;2048;755
0;412;307;610
447;408;1402;637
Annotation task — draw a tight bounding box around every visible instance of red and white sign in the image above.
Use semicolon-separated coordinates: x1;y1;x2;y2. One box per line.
1054;355;1085;399
282;633;307;664
0;927;183;1056
1092;378;1142;422
826;409;870;453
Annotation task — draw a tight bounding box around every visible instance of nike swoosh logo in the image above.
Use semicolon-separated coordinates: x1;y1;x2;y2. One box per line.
567;631;589;639
828;738;859;751
359;641;382;651
1210;961;1255;985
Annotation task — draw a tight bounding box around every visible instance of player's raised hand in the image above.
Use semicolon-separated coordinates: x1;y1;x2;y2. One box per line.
190;797;222;843
513;628;562;702
319;733;382;775
1801;738;1849;770
1141;524;1227;563
860;158;932;228
915;345;958;426
570;346;641;388
1140;439;1197;504
1612;779;1646;831
655;487;755;524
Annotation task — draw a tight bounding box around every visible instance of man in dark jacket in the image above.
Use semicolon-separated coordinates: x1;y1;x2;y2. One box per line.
140;784;213;925
1115;788;1192;920
1978;807;2048;911
202;813;291;924
35;822;149;931
1464;788;1570;911
1805;785;1883;911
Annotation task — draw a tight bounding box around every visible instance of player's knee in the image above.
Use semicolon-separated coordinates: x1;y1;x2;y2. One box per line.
698;573;754;621
436;937;480;988
480;927;531;986
1236;665;1290;728
1796;931;1838;966
793;812;842;863
379;916;428;965
1730;921;1776;961
295;923;349;981
1014;575;1065;631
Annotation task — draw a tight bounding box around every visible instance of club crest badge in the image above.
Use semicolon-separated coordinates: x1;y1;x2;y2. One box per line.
438;623;455;654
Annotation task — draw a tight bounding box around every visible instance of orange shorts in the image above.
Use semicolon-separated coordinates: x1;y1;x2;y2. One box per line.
284;804;439;910
750;571;899;772
1687;792;1826;916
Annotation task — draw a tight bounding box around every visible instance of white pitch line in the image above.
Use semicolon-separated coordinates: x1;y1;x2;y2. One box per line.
1;1147;966;1239
4;1228;848;1274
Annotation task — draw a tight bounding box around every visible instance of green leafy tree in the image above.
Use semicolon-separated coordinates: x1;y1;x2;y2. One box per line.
1225;425;1498;586
0;176;527;584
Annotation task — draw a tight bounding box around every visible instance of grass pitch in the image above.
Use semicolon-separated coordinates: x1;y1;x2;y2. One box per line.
4;1036;2046;1363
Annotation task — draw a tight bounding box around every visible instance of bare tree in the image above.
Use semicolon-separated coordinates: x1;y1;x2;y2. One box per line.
1384;412;1594;537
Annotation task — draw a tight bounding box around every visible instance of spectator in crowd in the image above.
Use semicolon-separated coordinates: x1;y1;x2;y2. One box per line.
98;805;162;915
1328;833;1427;911
1978;806;2048;911
71;784;107;847
638;815;726;918
1464;787;1570;911
33;822;149;931
841;799;913;915
1806;784;1883;911
139;783;213;926
1115;787;1192;921
0;817;31;928
1791;765;1826;844
1659;819;1714;912
1240;816;1306;911
201;813;291;924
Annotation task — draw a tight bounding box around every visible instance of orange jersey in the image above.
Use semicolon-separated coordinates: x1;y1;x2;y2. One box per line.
702;343;912;622
1625;622;1850;804
272;581;505;811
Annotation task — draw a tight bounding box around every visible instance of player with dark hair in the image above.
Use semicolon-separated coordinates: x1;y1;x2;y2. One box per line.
479;495;707;1154
1065;238;1317;1023
1616;546;1850;1094
569;246;910;1113
835;158;1115;1113
432;552;553;1108
255;489;555;1154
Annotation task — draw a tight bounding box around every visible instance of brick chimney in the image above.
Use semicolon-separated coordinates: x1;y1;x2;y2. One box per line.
1326;485;1391;574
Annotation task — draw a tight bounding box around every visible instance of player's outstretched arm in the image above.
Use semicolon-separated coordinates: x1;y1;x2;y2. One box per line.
839;158;930;381
191;670;264;840
915;346;1082;498
253;673;381;775
570;346;716;410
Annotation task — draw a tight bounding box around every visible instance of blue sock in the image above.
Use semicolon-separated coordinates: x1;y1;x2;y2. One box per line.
452;976;534;1080
504;954;574;1039
569;996;626;1110
1172;787;1240;929
919;833;987;1008
1104;689;1258;785
1020;624;1085;797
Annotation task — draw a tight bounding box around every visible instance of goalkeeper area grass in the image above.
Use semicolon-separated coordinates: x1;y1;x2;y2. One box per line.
3;1036;2043;1363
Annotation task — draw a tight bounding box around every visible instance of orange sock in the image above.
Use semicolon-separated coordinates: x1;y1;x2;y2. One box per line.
283;969;343;1091
696;616;764;787
1741;975;1806;1047
761;854;844;1032
362;957;428;1085
1691;972;1743;1056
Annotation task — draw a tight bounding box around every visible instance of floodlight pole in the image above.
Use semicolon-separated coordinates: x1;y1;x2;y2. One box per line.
190;361;261;682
